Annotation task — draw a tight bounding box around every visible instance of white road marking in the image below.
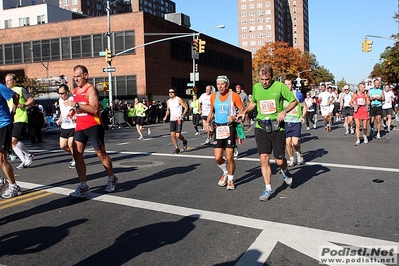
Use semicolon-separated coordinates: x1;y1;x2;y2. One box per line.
17;181;399;265
116;142;130;145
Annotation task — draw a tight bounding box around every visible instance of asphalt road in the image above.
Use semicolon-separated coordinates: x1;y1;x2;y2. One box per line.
1;119;399;266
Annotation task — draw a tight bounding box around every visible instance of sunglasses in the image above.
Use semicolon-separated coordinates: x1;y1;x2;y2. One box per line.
169;91;175;93
59;92;66;95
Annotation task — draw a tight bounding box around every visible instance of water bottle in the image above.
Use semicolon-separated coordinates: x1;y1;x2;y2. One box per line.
177;119;181;125
264;117;272;133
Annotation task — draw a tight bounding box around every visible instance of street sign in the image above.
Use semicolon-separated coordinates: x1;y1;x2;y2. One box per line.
103;67;116;72
187;83;194;87
190;72;199;82
99;51;106;56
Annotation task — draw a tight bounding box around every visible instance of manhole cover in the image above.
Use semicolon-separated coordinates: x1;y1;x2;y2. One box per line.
118;160;163;168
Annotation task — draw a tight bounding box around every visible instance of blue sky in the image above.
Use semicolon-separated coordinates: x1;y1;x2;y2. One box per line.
175;0;398;85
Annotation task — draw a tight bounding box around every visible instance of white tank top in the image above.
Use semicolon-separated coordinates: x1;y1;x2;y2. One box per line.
168;96;183;121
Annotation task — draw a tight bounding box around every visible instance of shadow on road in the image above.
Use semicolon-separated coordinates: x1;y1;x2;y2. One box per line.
73;215;199;266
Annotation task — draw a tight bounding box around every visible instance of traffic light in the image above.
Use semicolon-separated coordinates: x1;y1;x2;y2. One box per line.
105;49;112;63
366;40;373;52
192;39;199;54
362;40;367;52
362;39;373;53
198;39;206;53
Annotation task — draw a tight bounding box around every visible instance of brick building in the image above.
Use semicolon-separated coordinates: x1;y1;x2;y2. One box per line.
0;11;252;102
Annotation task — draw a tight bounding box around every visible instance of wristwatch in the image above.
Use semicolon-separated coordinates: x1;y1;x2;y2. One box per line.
74;103;79;109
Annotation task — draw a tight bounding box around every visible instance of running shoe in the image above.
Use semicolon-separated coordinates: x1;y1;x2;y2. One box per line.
306;127;310;131
147;128;151;135
296;152;304;165
313;123;317;129
173;148;180;154
233;147;238;159
204;138;210;145
2;185;22;198
363;135;368;144
138;136;143;140
344;130;349;135
105;175;118;193
69;161;76;169
183;140;188;151
350;128;355;134
287;158;296;167
227;180;235;190
259;189;273;201
376;133;381;140
355;139;360;146
195;132;200;135
218;174;228;187
282;170;293;186
0;177;8;194
16;162;25;170
24;154;34;167
69;184;91;198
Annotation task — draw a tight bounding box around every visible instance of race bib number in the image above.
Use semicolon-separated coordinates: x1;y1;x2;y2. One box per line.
288;107;298;115
259;99;277;114
216;126;230;139
357;98;366;106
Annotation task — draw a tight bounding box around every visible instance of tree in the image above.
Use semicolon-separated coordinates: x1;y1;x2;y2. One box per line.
337;78;347;91
370;42;399;84
252;41;312;83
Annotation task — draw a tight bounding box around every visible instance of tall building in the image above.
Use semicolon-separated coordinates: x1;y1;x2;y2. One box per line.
237;0;309;54
1;0;175;29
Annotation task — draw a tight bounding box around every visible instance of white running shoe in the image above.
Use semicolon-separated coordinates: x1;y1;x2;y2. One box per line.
1;184;22;198
306;127;310;131
147;128;151;135
287;158;296;167
204;138;210;145
355;139;360;146
24;154;33;167
69;184;91;198
363;135;368;144
16;162;25;170
350;128;355;134
105;175;118;193
281;170;293;186
313;123;317;129
138;136;143;140
376;133;381;140
296;152;304;165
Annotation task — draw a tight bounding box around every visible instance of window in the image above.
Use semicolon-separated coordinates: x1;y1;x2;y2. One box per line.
249;18;255;24
257;18;263;23
266;32;272;37
37;15;45;24
241;19;247;24
4;19;12;28
258;40;263;45
242;41;248;46
257;10;263;15
293;1;296;6
71;36;81;58
258;32;264;38
250;33;255;38
242;27;247;32
241;4;246;9
249;11;254;16
241;12;246;17
265;9;271;15
81;35;91;57
257;3;262;8
64;0;69;5
242;34;247;39
61;37;71;60
257;25;263;30
19;17;30;26
266;25;272;30
265;17;272;22
265;1;271;7
72;0;77;4
250;41;256;46
249;3;254;8
51;39;60;60
42;40;50;61
23;42;31;63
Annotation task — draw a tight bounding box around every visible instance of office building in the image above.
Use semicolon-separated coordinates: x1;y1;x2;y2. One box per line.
238;0;309;54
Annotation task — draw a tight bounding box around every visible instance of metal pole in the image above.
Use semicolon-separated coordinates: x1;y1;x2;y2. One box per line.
107;0;113;110
192;34;196;89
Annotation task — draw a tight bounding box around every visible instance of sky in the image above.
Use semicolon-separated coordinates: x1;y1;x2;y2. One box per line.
175;0;398;85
